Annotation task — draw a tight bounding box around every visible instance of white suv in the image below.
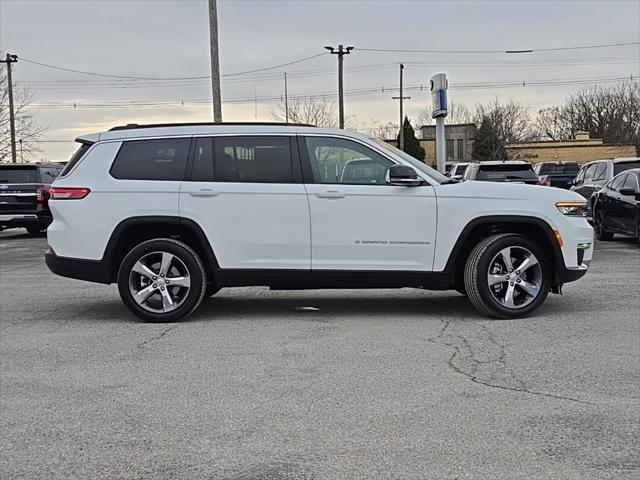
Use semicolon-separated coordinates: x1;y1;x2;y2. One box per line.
46;123;593;322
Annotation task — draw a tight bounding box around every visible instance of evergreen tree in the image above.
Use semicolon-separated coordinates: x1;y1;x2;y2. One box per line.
472;116;506;160
397;117;426;161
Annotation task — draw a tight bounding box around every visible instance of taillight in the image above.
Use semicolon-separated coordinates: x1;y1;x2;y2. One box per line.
36;185;50;204
49;187;91;200
538;175;551;186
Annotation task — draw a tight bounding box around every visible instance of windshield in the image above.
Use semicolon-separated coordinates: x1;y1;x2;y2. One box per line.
369;138;448;184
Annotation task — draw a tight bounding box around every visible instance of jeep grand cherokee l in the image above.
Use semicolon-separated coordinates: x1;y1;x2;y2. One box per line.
45;123;593;322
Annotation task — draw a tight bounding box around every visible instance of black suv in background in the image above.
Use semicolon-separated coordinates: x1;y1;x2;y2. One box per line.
533;161;580;189
462;161;538;185
0;163;63;234
571;158;640;214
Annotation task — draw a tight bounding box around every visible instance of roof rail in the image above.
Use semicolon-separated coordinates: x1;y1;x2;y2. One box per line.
108;122;317;131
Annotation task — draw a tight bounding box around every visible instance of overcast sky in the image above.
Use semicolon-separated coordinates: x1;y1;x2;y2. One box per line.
1;0;639;160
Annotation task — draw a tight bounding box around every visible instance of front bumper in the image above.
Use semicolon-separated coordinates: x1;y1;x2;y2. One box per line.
45;249;111;284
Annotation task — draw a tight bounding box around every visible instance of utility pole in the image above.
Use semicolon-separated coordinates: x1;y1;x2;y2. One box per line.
392;63;410;150
1;54;18;163
284;73;289;123
325;44;353;129
208;0;222;123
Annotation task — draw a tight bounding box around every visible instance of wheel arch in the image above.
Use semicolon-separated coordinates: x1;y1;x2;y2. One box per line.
102;216;219;283
445;215;564;290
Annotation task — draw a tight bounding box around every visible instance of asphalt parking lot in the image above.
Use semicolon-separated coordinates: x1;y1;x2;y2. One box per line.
0;229;638;480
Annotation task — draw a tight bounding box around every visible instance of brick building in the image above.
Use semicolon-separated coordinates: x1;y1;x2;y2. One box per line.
506;131;636;163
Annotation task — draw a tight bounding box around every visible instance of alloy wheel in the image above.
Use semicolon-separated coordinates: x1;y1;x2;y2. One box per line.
486;246;543;309
128;251;191;313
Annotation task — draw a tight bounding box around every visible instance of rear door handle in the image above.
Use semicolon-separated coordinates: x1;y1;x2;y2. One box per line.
189;189;220;197
316;190;346;199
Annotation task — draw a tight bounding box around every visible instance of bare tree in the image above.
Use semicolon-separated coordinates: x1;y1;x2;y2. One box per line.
474;98;532;143
367;121;400;140
272;96;338;127
0;64;45;163
530;106;575;141
563;82;639;151
415;100;473;128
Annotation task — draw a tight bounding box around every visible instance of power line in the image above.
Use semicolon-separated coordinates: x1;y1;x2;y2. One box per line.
356;41;640;54
18;52;328;81
25;74;637;109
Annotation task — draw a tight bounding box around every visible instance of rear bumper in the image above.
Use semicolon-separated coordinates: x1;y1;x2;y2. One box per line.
45;249;111;284
0;213;52;228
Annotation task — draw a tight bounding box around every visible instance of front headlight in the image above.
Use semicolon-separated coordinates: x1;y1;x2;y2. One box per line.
556;201;587;216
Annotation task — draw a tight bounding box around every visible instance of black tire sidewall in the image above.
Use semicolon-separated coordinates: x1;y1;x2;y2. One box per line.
594;208;613;241
117;239;206;322
473;235;551;318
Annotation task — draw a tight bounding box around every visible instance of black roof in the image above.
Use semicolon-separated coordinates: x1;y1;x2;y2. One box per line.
109;122;316;131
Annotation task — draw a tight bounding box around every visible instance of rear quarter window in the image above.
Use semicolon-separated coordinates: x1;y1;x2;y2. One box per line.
60;143;91;177
477;165;536;181
110;138;190;181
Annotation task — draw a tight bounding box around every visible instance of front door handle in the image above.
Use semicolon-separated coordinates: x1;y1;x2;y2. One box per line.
316;190;346;199
189;189;220;197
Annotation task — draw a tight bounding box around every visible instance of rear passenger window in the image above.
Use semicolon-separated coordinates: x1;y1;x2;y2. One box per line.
110;138;190;181
214;137;292;183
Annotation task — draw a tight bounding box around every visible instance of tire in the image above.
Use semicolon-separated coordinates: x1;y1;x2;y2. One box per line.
464;234;551;319
593;208;614;241
117;238;206;322
204;284;221;298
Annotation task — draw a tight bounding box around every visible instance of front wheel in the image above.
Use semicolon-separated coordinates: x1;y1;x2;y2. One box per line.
594;208;614;241
464;234;551;319
117;238;206;322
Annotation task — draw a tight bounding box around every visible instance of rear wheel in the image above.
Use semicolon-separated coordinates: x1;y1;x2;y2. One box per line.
464;234;551;319
594;208;614;241
117;238;206;322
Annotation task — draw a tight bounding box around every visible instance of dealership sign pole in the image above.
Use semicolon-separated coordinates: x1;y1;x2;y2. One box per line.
430;73;448;174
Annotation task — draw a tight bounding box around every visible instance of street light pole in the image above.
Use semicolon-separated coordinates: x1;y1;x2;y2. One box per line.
325;45;353;129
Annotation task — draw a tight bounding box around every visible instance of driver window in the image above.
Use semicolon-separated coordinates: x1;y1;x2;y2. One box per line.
304;137;392;185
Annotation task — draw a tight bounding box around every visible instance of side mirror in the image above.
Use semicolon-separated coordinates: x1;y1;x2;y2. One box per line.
619;187;636;197
387;165;423;187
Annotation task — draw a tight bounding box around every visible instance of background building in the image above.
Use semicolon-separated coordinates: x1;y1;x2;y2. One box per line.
506;132;637;163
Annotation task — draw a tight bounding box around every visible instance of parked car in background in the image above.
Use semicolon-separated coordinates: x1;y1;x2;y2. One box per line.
571;158;640;215
592;168;640;241
533;161;580;189
462;161;538;185
0;163;63;234
448;162;469;181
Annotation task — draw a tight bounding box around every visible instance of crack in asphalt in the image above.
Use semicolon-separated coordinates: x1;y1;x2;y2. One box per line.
428;316;592;405
136;324;181;352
